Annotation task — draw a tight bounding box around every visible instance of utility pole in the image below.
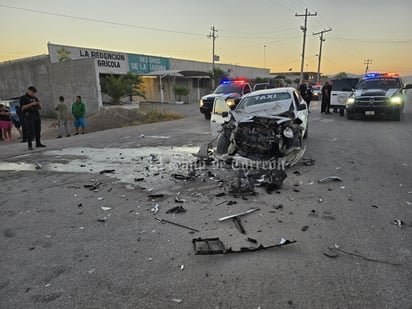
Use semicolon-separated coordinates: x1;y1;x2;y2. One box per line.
313;28;332;84
208;26;218;88
263;45;266;68
295;8;317;85
364;59;372;74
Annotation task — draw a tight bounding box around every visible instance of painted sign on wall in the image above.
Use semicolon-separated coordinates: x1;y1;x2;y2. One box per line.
128;54;170;74
48;43;171;75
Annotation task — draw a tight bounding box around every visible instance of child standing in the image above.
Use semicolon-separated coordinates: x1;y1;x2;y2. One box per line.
72;96;86;135
0;104;13;141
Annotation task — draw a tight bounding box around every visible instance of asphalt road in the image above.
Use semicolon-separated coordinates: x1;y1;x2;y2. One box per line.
1;97;412;309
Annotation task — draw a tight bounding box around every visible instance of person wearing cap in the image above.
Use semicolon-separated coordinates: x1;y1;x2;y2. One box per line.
19;86;46;150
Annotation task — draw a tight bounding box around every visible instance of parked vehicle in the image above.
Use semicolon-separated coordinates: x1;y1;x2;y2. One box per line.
330;78;359;116
210;87;308;167
346;72;410;121
311;84;322;101
199;79;252;119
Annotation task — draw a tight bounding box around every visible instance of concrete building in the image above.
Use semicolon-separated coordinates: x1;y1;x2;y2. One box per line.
0;43;270;116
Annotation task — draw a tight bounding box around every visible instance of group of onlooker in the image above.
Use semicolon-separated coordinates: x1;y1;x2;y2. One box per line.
0;86;86;150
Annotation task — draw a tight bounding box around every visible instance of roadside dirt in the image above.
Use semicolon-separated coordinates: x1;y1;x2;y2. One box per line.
39;102;198;140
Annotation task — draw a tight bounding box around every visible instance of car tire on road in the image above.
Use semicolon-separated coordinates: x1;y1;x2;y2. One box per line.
339;109;345;117
216;134;230;154
347;112;354;120
204;111;211;120
392;111;400;121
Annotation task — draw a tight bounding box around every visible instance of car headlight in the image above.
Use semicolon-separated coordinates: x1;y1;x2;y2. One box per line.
390;96;402;104
199;99;204;107
226;99;236;107
346;98;355;105
283;127;294;139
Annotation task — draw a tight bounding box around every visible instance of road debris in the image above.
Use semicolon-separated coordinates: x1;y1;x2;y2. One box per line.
150;204;159;215
324;244;401;266
318;176;343;183
99;169;115;174
155;217;199;232
301;225;309;232
219;208;260;222
393;219;404;228
174;192;185;204
166;205;186;214
97;217;108;223
101;206;111;211
192;237;297;255
172;298;182;303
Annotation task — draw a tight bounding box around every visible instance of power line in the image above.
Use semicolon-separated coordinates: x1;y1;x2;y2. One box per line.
0;4;204;37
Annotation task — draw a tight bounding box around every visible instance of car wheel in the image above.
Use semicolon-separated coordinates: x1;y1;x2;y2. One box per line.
392;111;400;121
347;112;354;120
216;134;230;154
339;109;345;117
303;125;308;139
204;111;211;120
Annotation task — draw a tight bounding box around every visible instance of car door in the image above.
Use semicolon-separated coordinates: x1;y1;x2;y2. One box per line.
293;90;308;132
210;97;231;137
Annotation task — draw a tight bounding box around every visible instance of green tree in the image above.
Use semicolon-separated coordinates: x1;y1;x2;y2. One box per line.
293;78;300;87
209;67;229;88
173;85;189;102
285;78;292;86
334;72;348;79
254;77;268;83
101;73;146;104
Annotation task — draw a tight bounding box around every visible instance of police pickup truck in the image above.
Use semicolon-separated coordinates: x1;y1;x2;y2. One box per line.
346;72;410;121
199;79;251;119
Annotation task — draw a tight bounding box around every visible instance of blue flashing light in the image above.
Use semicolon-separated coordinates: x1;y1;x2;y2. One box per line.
365;72;378;78
221;80;231;84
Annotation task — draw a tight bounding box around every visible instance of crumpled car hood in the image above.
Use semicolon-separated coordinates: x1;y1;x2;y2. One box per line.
231;101;295;123
202;92;240;101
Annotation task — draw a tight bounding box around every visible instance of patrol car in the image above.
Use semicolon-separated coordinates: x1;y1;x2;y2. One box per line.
346;72;410;121
199;79;251;119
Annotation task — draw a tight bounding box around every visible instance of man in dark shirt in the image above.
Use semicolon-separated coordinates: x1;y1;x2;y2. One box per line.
321;82;332;114
19;86;46;150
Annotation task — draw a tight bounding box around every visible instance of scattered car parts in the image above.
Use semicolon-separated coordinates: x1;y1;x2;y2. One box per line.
192;237;297;255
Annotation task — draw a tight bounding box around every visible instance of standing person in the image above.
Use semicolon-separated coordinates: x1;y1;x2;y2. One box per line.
55;96;71;138
321;82;332;114
72;95;86;135
11;105;22;139
298;82;307;98
20;86;46;150
0;104;13;141
305;86;313;112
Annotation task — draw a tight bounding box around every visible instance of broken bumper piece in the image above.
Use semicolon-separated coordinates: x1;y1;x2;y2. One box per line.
192;237;297;255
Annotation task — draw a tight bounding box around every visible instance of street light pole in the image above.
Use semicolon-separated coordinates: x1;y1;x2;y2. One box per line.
208;26;218;88
264;45;266;68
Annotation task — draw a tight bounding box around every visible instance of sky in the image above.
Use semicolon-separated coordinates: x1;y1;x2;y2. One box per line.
0;0;411;76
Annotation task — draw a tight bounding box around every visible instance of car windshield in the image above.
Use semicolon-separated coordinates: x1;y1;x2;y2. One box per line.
213;83;242;94
236;92;292;111
332;79;359;91
357;78;401;90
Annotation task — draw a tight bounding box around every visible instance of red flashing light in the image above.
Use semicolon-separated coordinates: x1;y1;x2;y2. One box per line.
385;72;398;77
233;79;246;84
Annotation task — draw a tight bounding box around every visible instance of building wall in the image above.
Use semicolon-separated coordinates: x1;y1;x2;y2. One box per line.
0;56;100;117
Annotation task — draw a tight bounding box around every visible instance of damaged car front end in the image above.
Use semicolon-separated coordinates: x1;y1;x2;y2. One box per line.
210;88;309;190
212;88;308;167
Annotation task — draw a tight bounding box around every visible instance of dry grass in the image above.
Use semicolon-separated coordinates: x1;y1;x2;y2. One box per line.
140;108;184;124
